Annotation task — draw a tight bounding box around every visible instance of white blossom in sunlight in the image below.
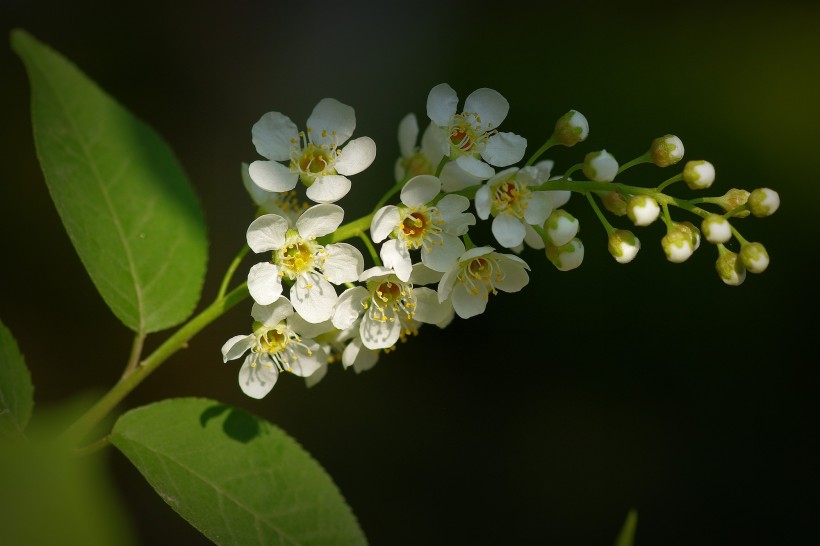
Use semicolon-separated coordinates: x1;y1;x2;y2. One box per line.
221;298;326;399
241;162;308;222
248;98;376;203
371;175;475;281
246;204;363;323
438;247;530;319
426;83;527;180
475;160;557;249
332;266;449;350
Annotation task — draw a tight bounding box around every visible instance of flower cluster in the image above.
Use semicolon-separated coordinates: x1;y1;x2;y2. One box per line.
223;85;779;398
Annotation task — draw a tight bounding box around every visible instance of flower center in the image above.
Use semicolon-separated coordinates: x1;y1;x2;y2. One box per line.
400;152;433;178
446;112;490;158
365;278;416;322
459;256;505;297
396;207;442;250
492;179;531;218
289;131;338;185
251;323;314;373
260;328;288;354
275;236;322;280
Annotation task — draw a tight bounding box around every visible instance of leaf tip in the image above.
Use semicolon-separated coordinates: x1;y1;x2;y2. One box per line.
9;28;34;55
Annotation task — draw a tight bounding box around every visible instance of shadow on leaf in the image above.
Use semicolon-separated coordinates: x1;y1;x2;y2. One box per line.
199;404;260;444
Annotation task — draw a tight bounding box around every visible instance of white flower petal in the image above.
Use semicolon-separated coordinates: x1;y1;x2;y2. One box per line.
460;246;495;262
291;272;337;323
463;88;509;129
289;313;335;339
360;309;402;350
360;265;394;282
335;137;377;176
247;262;283;305
492;214;527;248
495;255;530;292
452;282;488;319
421;121;447;164
534;160;555;182
400;175;441;207
238;356;278;399
455;155;495;179
482;132;527;167
409;262;445;286
398;113;419;158
306;98;355;146
426;83;459;127
440;160;484;192
524;192;553;225
323;243;364;284
475;185;491;220
371;206;401;243
412;286;451;325
332;286;368;329
421;233;464;273
380;239;412;282
296;203;345;238
251;298;294;326
241;162;269;207
252;111;298;161
343;338;379;373
436;193;470;216
288;341;325;377
304;362;328;388
221;334;255;363
546;190;571;209
305;175;352;204
437;267;458;303
246;214;289;253
523;224;545;249
248;160;298;193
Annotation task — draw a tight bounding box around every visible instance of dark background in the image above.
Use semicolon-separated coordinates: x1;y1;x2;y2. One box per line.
2;1;819;545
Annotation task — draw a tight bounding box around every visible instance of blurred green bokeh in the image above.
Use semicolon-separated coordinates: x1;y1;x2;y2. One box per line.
2;1;818;545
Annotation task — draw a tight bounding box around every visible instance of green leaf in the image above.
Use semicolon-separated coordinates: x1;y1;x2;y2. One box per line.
614;508;638;546
0;318;34;436
0;396;137;546
110;397;368;546
11;29;207;334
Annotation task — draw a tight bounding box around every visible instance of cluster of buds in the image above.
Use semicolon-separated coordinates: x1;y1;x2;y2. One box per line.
222;84;779;398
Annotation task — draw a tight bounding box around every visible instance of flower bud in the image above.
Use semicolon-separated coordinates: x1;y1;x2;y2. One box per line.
679;221;701;250
740;242;769;273
747;187;780;217
717;188;751;217
544;209;580;247
661;223;697;263
583;150;618;182
701;214;732;244
608;229;641;264
546;238;585;271
553;110;589;147
716;246;746;286
683;160;715;190
600;191;628;216
626;195;660;226
650;134;684;167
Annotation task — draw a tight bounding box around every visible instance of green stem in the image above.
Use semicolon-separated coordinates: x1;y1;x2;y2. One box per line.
656;173;683;193
359;231;382;266
434;156;447;177
323;214;374;244
586;192;615;235
617;152;651;174
120;332;145;380
525;136;557;167
61;282;249;447
216;245;250;301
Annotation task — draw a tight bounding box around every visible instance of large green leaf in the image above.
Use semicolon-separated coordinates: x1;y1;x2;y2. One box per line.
0;318;34;436
11;29;207;334
111;397;368;546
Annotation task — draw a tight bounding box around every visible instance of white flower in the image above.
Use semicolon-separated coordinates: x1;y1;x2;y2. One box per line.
438;247;530;319
371;175;475;281
426;83;527;179
221;298;327;399
333;266;449;350
241;162;308;222
394;113;442;181
475;161;556;249
248;98;376;203
246;204;364;322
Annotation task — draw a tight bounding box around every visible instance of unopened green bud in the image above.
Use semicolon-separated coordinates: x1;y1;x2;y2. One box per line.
553;110;589;147
716;246;746;286
682;160;715;190
661;223;697;263
544;209;580;247
740;242;769;273
583;150;618;182
701;214;732;244
600;191;628;216
679;221;701;251
626;195;660;226
748;188;780;217
608;229;641;264
649;134;684;167
546;238;585;271
717;188;751;217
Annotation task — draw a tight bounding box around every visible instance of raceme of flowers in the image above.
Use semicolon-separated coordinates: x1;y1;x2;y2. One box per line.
222;84;780;398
